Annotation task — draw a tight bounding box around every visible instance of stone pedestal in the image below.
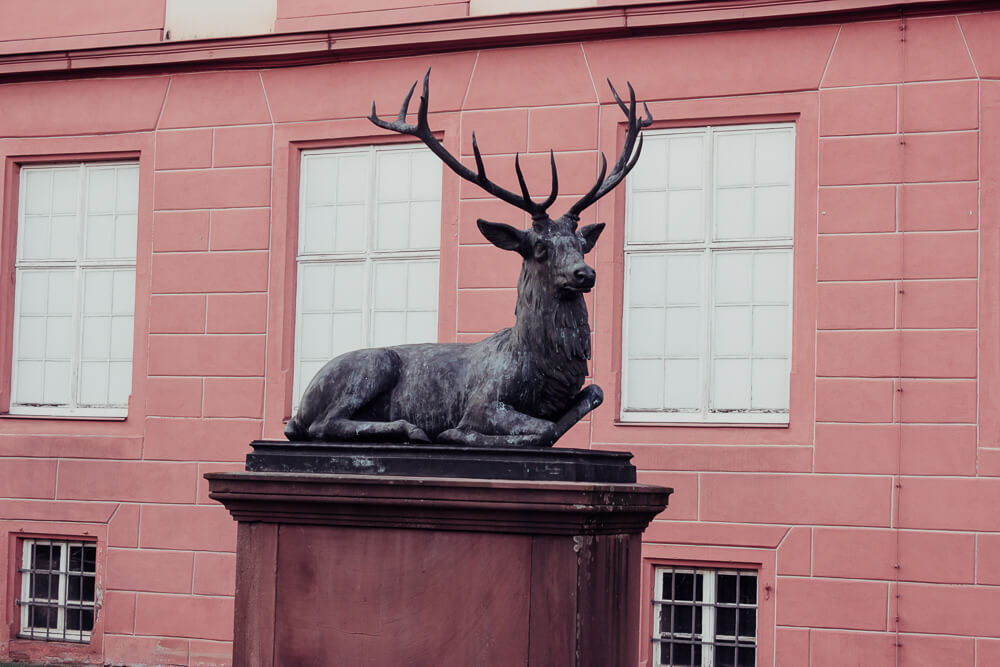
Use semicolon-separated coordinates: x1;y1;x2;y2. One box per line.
207;442;671;667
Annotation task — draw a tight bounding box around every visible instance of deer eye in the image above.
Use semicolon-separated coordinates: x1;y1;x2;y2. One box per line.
533;241;548;261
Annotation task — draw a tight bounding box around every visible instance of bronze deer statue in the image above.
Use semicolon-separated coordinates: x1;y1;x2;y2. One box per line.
285;70;652;447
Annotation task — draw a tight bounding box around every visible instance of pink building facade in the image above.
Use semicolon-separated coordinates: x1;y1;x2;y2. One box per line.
0;0;998;664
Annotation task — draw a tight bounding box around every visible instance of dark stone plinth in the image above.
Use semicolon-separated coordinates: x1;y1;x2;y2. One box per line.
208;450;670;667
245;439;637;482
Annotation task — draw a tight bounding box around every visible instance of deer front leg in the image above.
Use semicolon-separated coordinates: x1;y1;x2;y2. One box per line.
549;384;604;442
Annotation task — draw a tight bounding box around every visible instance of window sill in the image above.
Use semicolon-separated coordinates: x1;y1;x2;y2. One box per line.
1;411;127;422
617;416;790;428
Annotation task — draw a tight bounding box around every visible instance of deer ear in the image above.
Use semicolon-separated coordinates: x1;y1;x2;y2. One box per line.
478;219;528;256
578;222;605;253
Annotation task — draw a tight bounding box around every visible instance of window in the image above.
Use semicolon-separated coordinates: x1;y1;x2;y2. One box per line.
652;567;757;667
11;162;139;417
294;144;441;404
622;124;794;423
18;539;97;643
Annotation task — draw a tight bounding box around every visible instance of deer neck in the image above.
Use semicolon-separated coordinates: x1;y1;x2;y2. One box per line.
510;266;592;364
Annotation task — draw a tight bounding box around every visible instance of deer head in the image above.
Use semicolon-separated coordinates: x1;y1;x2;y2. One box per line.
369;69;653;302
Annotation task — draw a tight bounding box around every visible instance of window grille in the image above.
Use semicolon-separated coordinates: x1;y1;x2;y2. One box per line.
623;124;794;423
293;144;441;406
652;567;757;667
18;539;97;642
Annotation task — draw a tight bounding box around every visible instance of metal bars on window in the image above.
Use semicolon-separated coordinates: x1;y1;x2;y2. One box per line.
18;539;97;643
652;567;757;667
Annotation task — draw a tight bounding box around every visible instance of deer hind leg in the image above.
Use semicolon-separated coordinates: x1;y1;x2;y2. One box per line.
436;403;558;448
291;349;430;443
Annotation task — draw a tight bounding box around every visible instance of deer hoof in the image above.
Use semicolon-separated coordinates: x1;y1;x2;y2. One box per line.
406;424;431;443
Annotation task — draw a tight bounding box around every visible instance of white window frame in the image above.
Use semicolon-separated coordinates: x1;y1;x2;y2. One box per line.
18;538;97;643
652;566;758;667
10;161;139;418
293;143;441;406
622;123;795;424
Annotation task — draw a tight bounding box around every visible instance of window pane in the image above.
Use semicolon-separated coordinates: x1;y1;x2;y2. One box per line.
337;154;369;203
671;641;692;665
51;168;80;214
716;645;736;667
409;200;441;249
664;359;699;411
665;253;701;306
739;608;756;638
629;308;665;358
629;254;667;306
114;213;138;260
304;154;339;207
712;358;751;411
29;605;57;629
411;150;443;199
50;215;77;259
116;165;140;212
335;204;366;252
333;263;365;311
667;190;703;242
753;250;790;303
300;264;334;311
755;130;794;183
668;135;704;189
303;206;336;254
626;359;663;410
376;201;410;250
754;185;793;239
717;607;737;638
718;572;738;603
713;306;752;357
85;214;115;259
752;305;788;356
16;360;44;404
23;169;54;215
629;191;668;243
406;262;439;311
21;215;51;261
739;572;758;604
714;253;751;304
377;150;411;201
371;311;405;347
715;133;754;187
674;571;695;601
630;136;667;190
716;188;753;240
674;604;693;635
373;262;408;310
86;167;116;213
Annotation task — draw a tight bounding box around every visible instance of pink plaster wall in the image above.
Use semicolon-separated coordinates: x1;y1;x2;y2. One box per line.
0;5;999;667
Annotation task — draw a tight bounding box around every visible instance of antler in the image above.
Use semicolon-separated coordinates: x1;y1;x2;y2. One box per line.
564;80;653;221
370;69;558;220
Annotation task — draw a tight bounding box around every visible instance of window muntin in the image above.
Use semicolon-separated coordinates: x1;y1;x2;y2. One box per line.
294;144;441;405
11;162;139;417
623;124;794;423
652;567;757;667
18;539;97;643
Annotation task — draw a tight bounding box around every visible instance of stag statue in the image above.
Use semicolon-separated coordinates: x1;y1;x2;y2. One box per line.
285;70;652;447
